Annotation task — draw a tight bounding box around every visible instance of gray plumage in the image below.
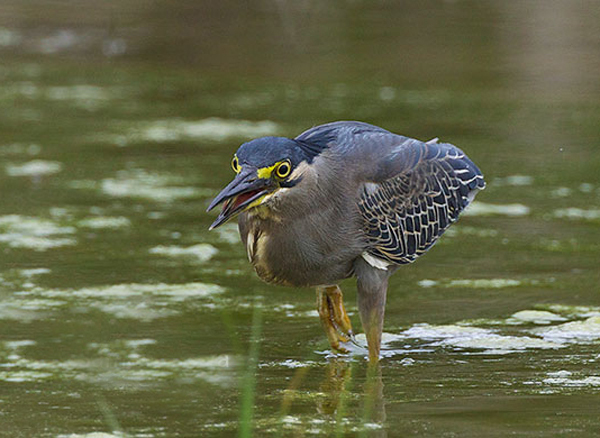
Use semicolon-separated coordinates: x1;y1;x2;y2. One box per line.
240;121;483;284
208;121;485;361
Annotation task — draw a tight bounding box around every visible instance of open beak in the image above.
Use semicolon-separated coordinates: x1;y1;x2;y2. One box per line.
206;170;273;230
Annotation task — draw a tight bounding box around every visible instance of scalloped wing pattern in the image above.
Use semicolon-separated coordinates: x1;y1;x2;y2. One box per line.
358;143;485;265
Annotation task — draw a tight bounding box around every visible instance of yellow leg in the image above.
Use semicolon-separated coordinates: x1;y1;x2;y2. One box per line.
316;285;355;353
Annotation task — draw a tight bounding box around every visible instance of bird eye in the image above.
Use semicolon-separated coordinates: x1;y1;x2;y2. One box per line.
231;156;240;173
275;161;291;179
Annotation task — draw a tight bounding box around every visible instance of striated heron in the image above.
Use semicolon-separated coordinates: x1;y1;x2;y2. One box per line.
207;121;485;362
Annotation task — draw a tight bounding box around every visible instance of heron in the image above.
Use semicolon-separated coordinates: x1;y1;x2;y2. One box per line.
207;121;485;362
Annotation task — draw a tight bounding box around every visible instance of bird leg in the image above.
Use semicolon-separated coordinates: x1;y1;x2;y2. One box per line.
316;285;355;353
355;258;391;363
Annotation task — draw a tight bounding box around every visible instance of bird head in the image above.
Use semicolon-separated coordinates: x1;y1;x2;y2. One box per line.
207;136;315;229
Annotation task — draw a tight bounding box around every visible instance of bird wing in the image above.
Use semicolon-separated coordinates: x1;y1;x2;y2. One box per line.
357;135;485;266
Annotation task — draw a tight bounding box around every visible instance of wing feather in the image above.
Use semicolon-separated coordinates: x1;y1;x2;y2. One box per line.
358;140;485;265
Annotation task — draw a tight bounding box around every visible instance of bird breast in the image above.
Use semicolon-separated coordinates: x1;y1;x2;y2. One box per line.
245;227;269;265
243;222;291;286
239;205;364;288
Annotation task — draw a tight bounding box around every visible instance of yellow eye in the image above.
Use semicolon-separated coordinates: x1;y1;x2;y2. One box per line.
231;156;240;173
275;161;291;179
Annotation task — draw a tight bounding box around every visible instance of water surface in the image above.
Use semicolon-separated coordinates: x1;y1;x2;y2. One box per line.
1;1;599;436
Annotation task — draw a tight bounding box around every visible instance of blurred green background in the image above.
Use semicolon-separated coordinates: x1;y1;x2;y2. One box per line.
0;1;599;437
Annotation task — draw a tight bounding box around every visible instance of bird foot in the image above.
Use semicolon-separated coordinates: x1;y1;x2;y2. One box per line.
316;285;355;353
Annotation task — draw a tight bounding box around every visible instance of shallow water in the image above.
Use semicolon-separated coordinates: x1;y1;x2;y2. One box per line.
1;1;599;436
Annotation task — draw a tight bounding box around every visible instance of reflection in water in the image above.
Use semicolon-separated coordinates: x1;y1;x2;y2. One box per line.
318;359;387;436
317;358;353;416
274;359;388;435
363;364;387;433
